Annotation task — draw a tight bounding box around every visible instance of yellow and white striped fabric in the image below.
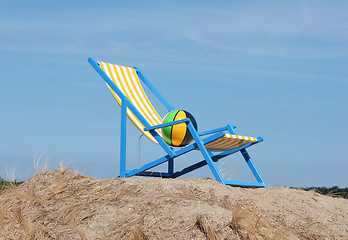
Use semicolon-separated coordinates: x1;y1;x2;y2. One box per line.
204;134;257;151
98;61;162;143
98;61;258;151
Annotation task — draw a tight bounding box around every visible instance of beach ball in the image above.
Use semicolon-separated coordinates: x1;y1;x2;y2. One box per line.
161;110;198;147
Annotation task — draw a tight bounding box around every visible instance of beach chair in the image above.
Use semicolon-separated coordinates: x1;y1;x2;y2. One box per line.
88;58;268;188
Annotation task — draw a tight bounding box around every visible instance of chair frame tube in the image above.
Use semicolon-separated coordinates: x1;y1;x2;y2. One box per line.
88;57;268;188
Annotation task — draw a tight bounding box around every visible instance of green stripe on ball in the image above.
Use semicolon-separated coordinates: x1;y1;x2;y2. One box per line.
162;110;179;146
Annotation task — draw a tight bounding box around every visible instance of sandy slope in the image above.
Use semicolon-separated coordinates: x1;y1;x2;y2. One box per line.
0;168;347;240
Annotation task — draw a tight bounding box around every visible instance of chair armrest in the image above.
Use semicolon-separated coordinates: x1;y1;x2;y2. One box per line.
198;127;228;136
198;124;237;136
144;118;191;131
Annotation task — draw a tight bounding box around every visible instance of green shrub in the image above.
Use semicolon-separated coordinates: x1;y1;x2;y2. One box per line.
0;176;8;192
301;186;348;199
0;177;23;194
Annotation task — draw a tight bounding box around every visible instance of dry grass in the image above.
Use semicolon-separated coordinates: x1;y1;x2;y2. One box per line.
228;202;287;240
195;215;219;240
0;166;95;239
132;227;149;240
0;166;346;239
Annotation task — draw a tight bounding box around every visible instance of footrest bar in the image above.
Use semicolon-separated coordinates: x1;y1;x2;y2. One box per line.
136;171;171;178
223;180;267;188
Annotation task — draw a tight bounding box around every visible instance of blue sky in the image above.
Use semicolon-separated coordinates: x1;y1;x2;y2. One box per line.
0;0;347;187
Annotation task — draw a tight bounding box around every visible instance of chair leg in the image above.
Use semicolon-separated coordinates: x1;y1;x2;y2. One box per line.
226;124;267;188
168;158;174;176
120;101;127;178
187;122;225;184
241;149;268;188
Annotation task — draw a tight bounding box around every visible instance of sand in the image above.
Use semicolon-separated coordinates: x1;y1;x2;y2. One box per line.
0;167;347;239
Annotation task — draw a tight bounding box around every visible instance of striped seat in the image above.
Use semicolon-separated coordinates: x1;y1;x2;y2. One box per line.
204;134;258;151
98;61;162;143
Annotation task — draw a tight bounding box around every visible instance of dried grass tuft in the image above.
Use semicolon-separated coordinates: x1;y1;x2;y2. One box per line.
132;227;149;240
195;214;219;240
229;202;289;240
10;205;49;240
33;152;50;174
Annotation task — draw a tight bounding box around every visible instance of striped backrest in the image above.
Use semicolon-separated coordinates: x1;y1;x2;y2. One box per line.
98;61;162;143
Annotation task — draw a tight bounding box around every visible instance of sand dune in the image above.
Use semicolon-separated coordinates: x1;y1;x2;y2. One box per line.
0;167;347;239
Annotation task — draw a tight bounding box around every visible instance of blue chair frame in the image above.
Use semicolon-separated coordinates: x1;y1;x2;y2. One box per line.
88;58;268;188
